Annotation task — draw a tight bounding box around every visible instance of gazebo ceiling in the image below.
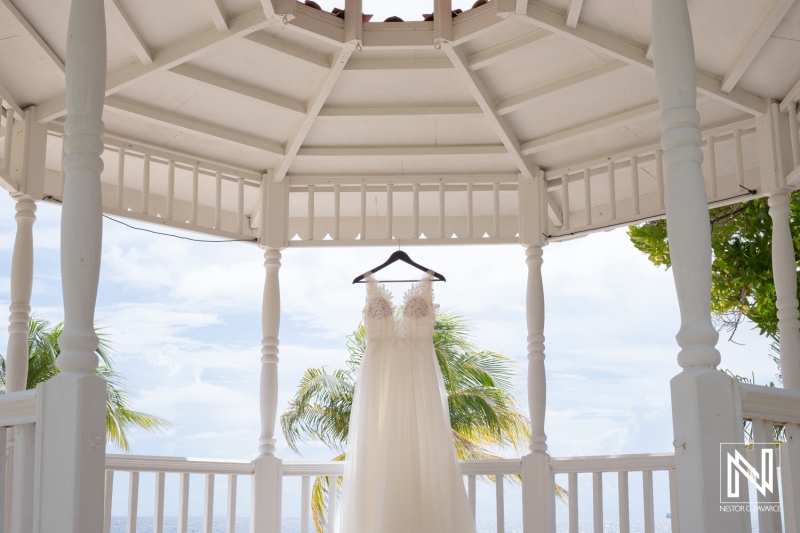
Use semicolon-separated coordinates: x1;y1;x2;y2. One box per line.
0;0;796;243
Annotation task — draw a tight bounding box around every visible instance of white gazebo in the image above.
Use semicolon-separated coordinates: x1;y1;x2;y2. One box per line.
0;0;799;531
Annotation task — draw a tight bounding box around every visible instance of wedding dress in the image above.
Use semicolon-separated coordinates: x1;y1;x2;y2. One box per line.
339;271;475;533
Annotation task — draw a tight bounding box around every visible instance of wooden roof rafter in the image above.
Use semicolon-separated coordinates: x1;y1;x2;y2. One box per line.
509;2;768;115
0;0;64;75
201;0;229;31
105;0;153;65
34;6;271;124
442;41;563;226
721;0;796;94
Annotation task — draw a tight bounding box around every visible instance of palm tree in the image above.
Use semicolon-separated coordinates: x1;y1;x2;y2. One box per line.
0;317;172;452
282;312;558;532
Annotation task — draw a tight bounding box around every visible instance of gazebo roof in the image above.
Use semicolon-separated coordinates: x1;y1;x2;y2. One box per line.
0;0;794;246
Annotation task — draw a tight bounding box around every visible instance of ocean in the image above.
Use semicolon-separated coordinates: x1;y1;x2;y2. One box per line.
109;517;677;532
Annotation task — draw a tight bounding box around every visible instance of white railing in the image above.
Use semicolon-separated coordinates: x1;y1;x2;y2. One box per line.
45;127;262;242
739;382;800;533
0;389;38;533
550;453;678;533
283;458;522;533
104;454;254;533
544;118;759;240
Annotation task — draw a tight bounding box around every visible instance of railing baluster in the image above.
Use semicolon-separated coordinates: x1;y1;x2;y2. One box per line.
127;471;139;533
154;472;166;533
568;472;578;533
440;182;446;238
618;471;629;533
643;470;654;533
60;135;67;199
237;177;244;234
178;472;190;533
630;155;640;216
607;162;616;220
167;160;175;220
734;129;745;188
593;472;603;533
327;476;338;531
360;183;367;240
334;183;341;241
413;183;420;238
386;183;393;239
495;474;505;533
142;154;151;215
789;101;800;168
772;103;787;185
226;475;237;533
466;182;474;238
300;476;310;533
307;185;315;241
583;169;592;226
561;174;570;232
781;425;800;533
204;474;214;533
468;474;476;520
706;137;717;199
492;182;500;237
214;171;222;229
191;163;199;224
655;150;665;210
668;469;680;533
116;146;126;209
752;419;782;533
104;471;114;533
3;110;13;174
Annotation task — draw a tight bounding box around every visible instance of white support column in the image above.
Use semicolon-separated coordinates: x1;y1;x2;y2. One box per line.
251;243;283;533
652;0;748;531
522;243;553;533
5;194;36;533
33;0;108;531
768;189;800;390
6;195;35;394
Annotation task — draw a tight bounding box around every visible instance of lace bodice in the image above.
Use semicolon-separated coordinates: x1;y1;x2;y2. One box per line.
363;271;438;339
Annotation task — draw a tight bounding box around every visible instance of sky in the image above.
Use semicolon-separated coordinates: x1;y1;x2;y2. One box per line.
308;0;489;21
0;192;777;527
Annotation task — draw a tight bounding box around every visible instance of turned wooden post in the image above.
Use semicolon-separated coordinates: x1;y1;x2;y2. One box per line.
652;0;748;530
32;0;108;531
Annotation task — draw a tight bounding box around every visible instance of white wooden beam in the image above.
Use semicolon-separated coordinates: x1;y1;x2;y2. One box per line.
344;0;363;43
721;0;796;94
169;64;306;115
35;7;269;123
295;145;507;157
317;105;483;118
521;101;663;155
0;81;23;117
274;45;355;182
261;0;276;17
443;43;537;180
243;33;331;69
0;0;64;74
344;59;453;70
202;0;229;31
468;29;551;70
565;0;585;29
782;77;800;112
514;3;767;115
443;42;563;226
497;60;631;115
105;0;152;64
105;96;284;155
434;0;453;44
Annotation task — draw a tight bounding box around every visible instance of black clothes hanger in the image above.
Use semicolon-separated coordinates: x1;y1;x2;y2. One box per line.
352;251;447;284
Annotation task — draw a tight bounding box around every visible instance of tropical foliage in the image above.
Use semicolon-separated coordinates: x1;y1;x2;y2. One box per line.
282;313;556;532
628;195;800;346
0;317;172;451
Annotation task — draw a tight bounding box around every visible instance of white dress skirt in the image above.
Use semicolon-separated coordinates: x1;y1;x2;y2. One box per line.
339;271;475;533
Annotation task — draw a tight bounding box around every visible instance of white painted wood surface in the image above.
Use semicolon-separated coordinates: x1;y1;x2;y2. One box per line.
259;248;281;457
769;189;800;390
